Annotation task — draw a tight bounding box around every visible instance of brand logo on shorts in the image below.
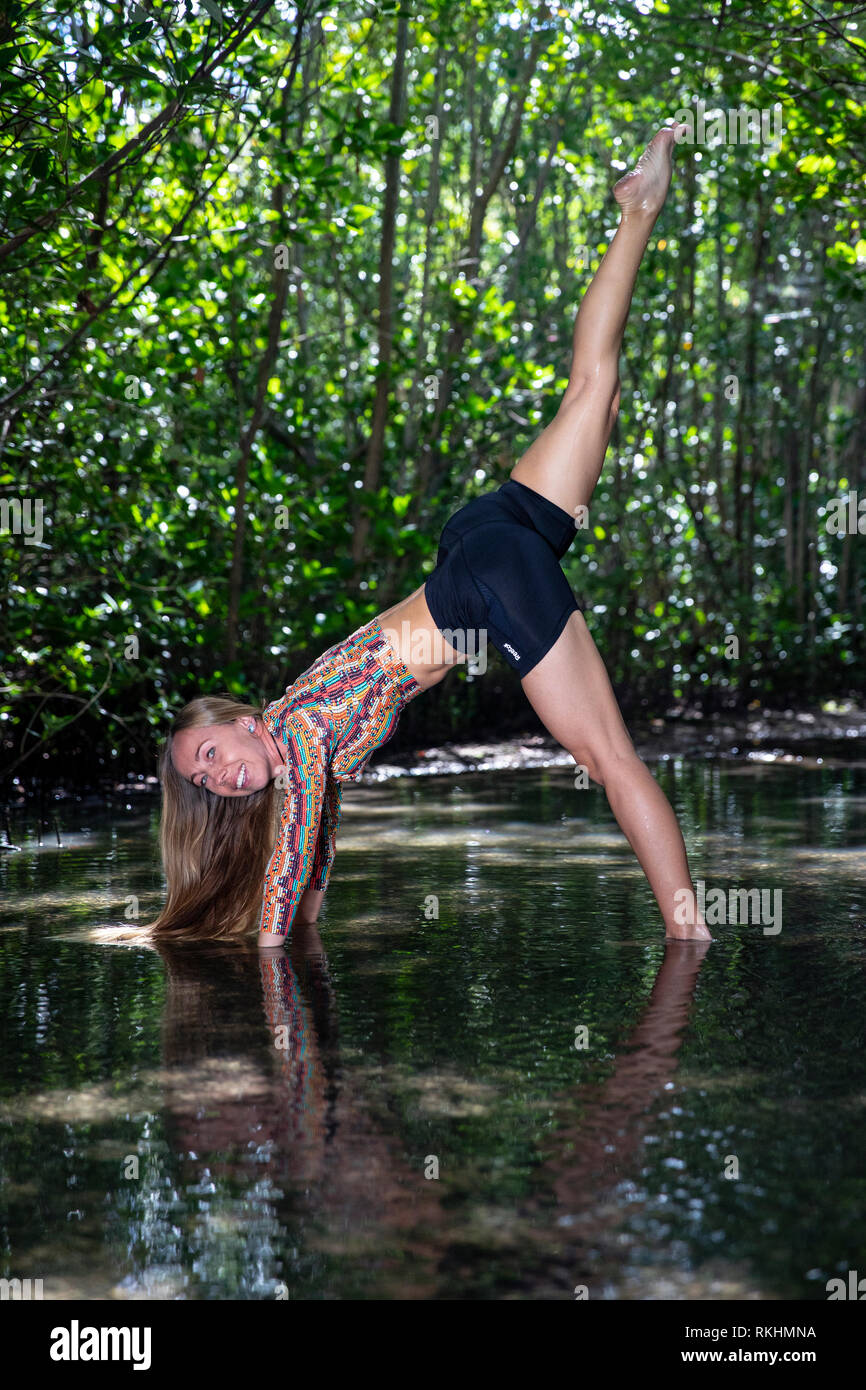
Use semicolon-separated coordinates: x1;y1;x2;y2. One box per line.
502;643;520;661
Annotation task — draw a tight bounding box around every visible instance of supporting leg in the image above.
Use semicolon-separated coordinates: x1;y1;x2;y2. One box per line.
521;610;711;940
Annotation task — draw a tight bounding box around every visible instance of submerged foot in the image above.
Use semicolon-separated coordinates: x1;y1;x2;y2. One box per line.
613;123;686;219
665;920;714;943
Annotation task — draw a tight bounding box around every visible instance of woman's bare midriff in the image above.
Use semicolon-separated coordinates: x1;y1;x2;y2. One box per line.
375;583;467;691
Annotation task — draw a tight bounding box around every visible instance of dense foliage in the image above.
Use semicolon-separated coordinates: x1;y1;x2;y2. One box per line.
1;0;864;794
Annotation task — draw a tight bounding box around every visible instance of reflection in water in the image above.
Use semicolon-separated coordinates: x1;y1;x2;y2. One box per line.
150;929;445;1298
1;761;864;1298
143;932;709;1299
522;943;711;1297
158;935;329;1184
543;943;710;1198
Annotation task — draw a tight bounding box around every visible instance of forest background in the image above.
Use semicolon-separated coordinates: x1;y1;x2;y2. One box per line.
1;0;864;798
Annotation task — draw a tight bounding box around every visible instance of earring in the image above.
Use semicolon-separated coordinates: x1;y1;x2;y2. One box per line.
249;723;255;731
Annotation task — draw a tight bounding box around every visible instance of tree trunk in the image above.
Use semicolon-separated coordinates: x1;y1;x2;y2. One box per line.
410;24;551;517
351;11;410;570
398;42;445;491
225;21;307;664
733;186;768;594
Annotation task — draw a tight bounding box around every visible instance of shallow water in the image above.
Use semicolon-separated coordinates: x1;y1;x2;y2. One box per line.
1;758;864;1300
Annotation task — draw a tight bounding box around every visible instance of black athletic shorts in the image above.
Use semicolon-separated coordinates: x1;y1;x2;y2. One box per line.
424;477;583;677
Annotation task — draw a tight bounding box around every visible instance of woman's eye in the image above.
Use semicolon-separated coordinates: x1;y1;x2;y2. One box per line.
200;747;215;787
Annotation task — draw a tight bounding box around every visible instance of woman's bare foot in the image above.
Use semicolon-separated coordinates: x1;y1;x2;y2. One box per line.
666;919;714;942
613;123;687;219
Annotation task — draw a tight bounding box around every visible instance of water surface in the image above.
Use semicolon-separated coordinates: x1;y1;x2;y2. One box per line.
1;758;864;1299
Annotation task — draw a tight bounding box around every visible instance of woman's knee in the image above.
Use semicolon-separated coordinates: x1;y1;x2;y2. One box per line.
572;741;640;789
561;367;620;414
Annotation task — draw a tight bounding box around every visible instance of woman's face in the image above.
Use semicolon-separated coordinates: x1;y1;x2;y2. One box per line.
171;717;279;797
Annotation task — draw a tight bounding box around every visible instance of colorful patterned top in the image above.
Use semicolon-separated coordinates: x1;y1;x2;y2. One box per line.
258;616;422;937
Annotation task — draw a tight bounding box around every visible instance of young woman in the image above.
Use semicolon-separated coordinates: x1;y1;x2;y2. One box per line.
155;124;711;947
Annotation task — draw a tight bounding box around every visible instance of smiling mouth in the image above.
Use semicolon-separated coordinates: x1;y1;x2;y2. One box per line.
235;764;247;790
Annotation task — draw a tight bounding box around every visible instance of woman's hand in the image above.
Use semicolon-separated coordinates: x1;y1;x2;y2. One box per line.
258;931;287;949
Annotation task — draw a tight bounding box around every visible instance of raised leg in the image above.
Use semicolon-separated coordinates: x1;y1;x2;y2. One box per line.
510;124;685;519
521;611;711;940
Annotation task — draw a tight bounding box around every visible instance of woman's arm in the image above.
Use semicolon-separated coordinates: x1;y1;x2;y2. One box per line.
297;885;325;922
256;715;335;944
258;886;324;948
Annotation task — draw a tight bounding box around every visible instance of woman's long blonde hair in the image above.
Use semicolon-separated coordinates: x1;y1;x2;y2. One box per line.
147;696;282;942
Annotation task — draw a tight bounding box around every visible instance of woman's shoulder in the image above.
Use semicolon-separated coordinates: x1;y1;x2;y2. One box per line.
262;690;335;769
